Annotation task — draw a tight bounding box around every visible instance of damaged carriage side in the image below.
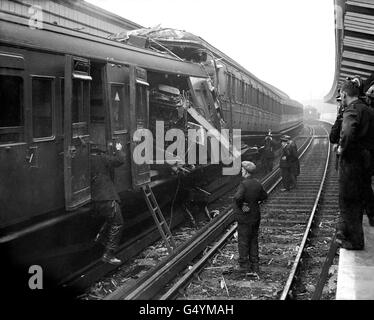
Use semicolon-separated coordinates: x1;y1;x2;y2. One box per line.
135;70;241;178
109;27;304;139
0;13;241;286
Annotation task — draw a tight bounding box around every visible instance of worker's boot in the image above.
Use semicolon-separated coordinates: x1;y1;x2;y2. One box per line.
102;224;123;265
238;261;251;273
102;250;122;265
251;263;260;274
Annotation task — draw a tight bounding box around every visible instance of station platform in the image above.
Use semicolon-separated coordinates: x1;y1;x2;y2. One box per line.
336;216;374;300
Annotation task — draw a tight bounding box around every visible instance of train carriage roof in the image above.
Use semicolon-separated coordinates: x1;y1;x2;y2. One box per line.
110;27;294;101
0;13;207;78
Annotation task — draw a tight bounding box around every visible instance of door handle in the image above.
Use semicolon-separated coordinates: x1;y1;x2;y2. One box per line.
26;146;38;167
25;152;34;163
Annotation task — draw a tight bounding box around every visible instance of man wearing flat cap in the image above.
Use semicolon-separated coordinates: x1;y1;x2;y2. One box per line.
233;161;268;274
279;135;299;191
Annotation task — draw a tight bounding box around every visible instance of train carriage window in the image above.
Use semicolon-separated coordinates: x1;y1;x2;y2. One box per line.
248;84;252;105
225;73;230;99
244;83;247;104
264;94;269;112
0;75;24;144
252;87;258;107
111;84;129;131
231;77;236;101
32;77;54;138
72;79;89;127
239;80;243;103
246;84;249;104
61;78;64;134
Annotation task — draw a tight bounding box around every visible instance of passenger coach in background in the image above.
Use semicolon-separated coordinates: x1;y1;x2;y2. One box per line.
304;106;320;120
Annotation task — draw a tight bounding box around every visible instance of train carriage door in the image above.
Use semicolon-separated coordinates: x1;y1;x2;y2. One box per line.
129;66;151;188
104;63;132;192
64;55;91;210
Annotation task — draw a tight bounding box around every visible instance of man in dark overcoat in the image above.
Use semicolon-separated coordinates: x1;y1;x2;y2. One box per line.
279;135;295;191
288;137;300;187
262;130;275;173
233;161;268;274
337;79;374;249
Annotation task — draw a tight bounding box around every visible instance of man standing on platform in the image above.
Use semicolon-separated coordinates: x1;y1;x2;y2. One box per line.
337;79;374;250
233;161;268;275
363;84;374;227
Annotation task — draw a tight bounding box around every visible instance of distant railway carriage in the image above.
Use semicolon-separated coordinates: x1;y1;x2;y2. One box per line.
304;106;320;120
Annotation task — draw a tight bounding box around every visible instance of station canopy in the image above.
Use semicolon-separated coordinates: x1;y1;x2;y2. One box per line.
325;0;374;103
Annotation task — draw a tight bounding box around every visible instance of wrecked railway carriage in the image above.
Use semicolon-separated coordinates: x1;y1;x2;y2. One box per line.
110;27;304;136
0;7;303;287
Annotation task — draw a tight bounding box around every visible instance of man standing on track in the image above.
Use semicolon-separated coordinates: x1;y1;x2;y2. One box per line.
91;142;126;265
279;135;297;191
336;79;374;250
288;137;300;187
262;130;275;173
233;161;268;275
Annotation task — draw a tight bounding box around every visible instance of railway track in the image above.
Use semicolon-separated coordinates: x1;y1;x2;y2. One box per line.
87;126;314;300
160;123;338;300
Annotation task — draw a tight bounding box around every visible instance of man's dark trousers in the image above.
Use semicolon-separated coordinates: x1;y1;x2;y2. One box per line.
237;214;260;266
281;167;293;190
338;153;365;247
95;200;124;251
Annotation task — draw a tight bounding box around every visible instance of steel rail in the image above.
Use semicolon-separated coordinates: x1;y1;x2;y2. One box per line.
106;128;314;300
311;233;339;300
158;127;315;300
280;127;331;300
105;207;234;300
68;128;311;295
160;224;238;300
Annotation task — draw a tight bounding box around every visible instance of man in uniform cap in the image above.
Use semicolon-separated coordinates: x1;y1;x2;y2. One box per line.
233;161;268;274
336;79;374;250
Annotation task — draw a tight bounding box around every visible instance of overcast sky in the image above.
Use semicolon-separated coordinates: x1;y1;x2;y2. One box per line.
87;0;336;105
